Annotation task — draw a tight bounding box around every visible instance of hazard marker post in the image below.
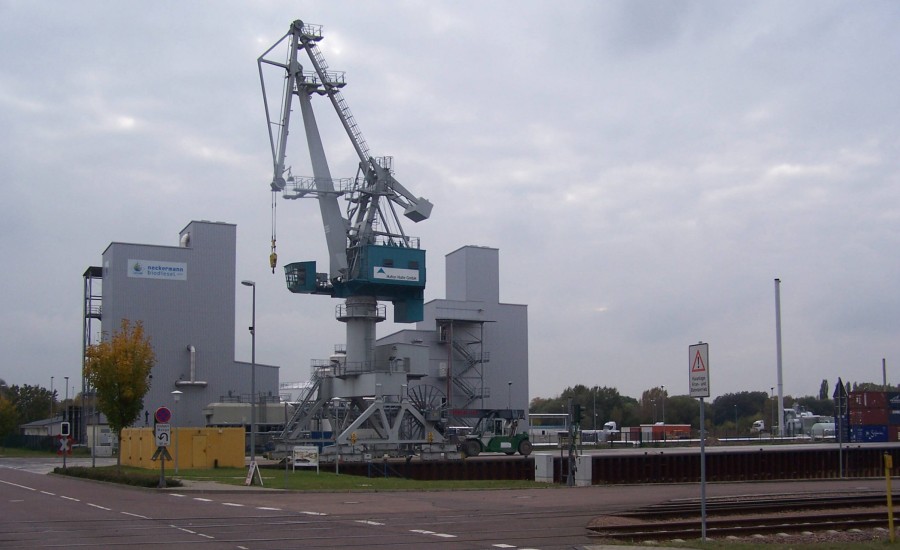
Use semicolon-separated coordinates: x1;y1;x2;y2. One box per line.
689;342;710;542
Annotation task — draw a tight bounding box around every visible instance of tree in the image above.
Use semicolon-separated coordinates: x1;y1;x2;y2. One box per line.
0;395;18;439
84;319;155;466
5;384;54;425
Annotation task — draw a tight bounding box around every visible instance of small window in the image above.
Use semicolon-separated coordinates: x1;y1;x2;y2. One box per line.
383;259;394;267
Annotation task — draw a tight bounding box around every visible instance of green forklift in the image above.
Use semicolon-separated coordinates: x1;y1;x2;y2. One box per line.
459;409;533;457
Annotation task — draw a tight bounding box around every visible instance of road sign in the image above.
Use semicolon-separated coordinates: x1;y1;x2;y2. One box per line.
155;406;172;424
155;423;171;447
151;446;173;461
833;377;848;416
56;434;74;456
689;343;710;398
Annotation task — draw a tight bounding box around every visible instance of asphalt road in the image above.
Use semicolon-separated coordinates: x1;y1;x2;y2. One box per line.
0;457;888;549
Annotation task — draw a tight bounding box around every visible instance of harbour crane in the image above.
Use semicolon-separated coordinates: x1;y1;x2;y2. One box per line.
258;20;446;458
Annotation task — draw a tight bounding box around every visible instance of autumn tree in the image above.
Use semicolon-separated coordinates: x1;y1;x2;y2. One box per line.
0;379;17;439
84;319;155;466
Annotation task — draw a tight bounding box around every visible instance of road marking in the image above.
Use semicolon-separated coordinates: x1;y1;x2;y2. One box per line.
355;520;384;526
300;511;327;516
122;512;149;519
169;493;186;498
0;480;35;491
194;497;213;502
410;529;456;539
257;506;281;511
198;533;214;539
87;503;112;511
60;495;79;502
493;545;516;548
175;526;196;534
40;491;56;496
222;502;243;507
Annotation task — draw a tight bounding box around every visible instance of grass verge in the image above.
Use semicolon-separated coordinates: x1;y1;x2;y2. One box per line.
175;466;549;491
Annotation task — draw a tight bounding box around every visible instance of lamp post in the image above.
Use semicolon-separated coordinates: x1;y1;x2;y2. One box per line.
734;404;738;437
64;376;69;426
507;381;512;410
661;385;666;425
171;390;182;473
50;376;54;418
241;280;257;469
770;386;775;437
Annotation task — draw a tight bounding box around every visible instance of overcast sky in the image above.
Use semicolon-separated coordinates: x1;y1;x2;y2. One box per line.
2;1;898;403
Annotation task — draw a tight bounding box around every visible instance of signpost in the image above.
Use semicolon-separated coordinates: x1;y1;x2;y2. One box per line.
57;434;74;470
152;406;174;488
689;342;710;542
833;377;848;478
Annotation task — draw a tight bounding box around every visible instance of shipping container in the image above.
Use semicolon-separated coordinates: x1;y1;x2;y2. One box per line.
850;425;888;443
890;410;900;426
890;425;900;443
888;392;900;410
850;408;889;425
850;391;887;410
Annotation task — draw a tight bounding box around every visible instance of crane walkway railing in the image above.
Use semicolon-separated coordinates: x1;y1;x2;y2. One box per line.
304;41;371;162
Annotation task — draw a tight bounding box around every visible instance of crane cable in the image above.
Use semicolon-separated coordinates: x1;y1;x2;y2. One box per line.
269;191;278;273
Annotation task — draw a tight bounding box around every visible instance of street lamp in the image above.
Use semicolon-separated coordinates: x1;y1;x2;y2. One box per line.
171;390;182;473
770;386;775;436
661;385;666;425
241;280;257;469
734;404;738;436
507;381;512;410
64;376;69;425
50;376;54;418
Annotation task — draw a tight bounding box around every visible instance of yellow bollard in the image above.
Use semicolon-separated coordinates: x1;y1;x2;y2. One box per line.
886;453;895;543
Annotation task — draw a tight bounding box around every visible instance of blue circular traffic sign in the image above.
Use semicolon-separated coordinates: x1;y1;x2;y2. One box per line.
155;406;172;424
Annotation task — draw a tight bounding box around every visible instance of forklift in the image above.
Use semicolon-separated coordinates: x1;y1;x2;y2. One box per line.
459;409;533;457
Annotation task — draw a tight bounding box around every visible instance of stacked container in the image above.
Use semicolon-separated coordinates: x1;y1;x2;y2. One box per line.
848;391;900;442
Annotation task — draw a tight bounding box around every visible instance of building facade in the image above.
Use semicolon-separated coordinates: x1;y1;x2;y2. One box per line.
92;220;278;428
377;245;529;419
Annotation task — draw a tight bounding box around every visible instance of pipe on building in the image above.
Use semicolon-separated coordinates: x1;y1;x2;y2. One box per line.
176;344;208;387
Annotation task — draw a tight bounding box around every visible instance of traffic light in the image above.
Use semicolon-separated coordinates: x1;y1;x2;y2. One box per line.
573;404;583;425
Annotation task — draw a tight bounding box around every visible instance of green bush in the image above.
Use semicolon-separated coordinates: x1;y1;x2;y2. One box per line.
54;466;182;488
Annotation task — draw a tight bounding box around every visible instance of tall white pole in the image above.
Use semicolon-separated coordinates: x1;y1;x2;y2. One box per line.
241;280;257;474
774;279;785;437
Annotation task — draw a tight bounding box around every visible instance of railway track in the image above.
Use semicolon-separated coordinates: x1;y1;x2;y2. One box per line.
588;491;897;541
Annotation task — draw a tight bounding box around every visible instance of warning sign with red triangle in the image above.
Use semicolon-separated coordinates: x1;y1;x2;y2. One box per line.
692;350;706;372
689;342;710;398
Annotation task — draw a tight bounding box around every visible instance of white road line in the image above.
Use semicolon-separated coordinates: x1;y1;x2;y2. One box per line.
60;496;79;502
40;491;56;496
0;480;35;491
410;529;456;539
257;506;281;511
493;545;516;549
222;502;243;507
193;497;213;502
198;534;214;539
121;512;150;519
355;520;385;526
87;503;111;511
176;527;196;535
169;493;186;498
299;511;327;516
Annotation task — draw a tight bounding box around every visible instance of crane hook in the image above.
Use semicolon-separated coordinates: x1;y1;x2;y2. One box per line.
270;238;277;274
